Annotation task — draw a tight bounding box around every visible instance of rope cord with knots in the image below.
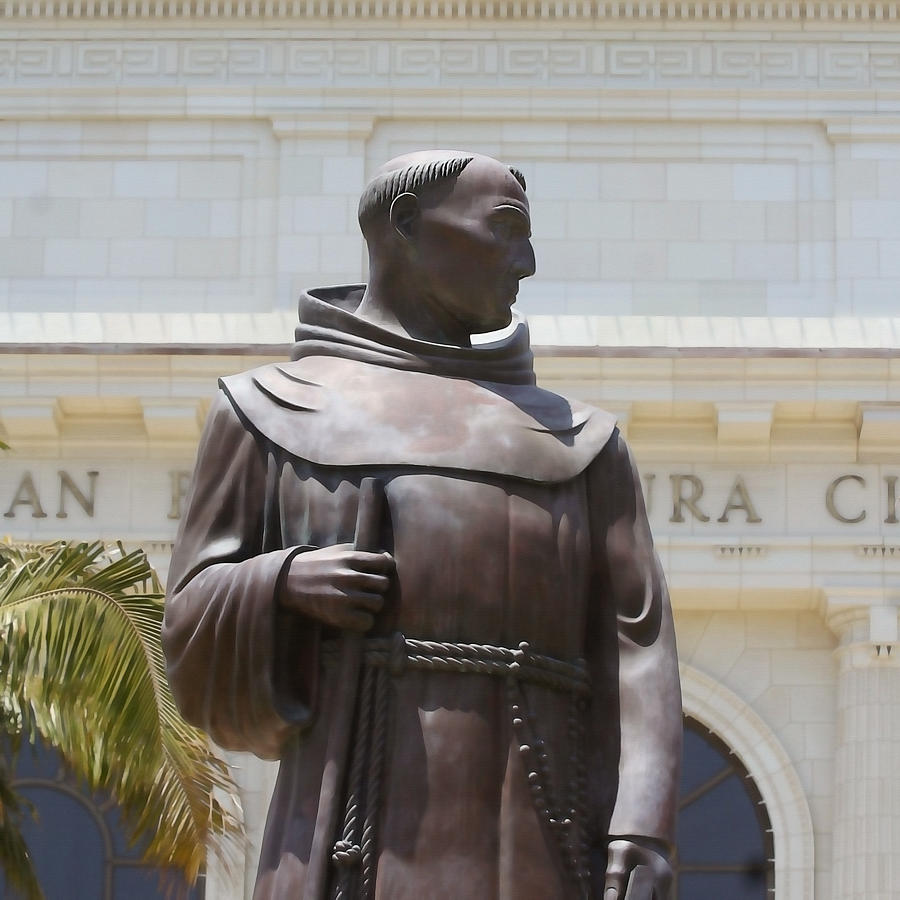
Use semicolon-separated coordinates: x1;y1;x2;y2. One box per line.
324;634;592;899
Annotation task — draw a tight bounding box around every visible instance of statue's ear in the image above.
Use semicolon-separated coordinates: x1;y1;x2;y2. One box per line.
389;192;419;241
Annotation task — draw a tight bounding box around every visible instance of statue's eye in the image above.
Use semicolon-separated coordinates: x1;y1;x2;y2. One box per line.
491;210;531;240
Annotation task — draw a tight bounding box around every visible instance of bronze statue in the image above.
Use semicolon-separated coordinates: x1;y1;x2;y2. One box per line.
163;151;682;899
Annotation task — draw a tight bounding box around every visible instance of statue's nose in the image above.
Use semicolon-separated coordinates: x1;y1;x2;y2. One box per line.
513;243;536;279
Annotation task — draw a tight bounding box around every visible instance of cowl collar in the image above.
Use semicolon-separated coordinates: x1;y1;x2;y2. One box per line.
291;285;536;386
218;284;616;482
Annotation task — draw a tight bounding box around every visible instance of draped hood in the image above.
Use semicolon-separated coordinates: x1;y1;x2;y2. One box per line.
220;286;616;482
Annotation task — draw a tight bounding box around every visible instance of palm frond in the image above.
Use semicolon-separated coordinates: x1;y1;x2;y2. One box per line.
0;540;243;885
0;757;41;900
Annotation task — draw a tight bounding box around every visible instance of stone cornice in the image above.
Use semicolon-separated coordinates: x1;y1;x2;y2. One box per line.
2;319;899;464
3;312;900;352
2;343;899;463
3;0;900;24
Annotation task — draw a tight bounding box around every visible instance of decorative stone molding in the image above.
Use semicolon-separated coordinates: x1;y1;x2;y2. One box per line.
714;543;766;558
140;399;205;441
3;0;900;23
824;588;900;665
680;664;816;900
826;119;900;143
0;399;60;440
857;403;900;461
715;402;773;446
856;544;900;558
3;38;900;91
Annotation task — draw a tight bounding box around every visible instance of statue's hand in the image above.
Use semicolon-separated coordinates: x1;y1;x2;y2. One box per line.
602;838;672;900
279;543;395;632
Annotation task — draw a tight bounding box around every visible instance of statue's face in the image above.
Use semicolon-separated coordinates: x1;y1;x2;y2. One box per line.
413;157;535;335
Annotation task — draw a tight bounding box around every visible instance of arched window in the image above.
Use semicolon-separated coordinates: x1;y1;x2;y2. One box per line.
675;715;775;899
3;738;203;900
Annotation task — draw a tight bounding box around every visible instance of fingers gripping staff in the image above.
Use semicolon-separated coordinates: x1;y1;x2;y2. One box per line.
604;839;673;900
305;477;385;900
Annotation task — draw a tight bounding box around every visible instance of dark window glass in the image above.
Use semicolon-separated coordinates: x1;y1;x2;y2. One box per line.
678;774;766;864
675;716;775;899
11;784;106;900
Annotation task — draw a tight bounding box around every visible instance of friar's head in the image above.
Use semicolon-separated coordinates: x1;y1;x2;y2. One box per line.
355;150;536;347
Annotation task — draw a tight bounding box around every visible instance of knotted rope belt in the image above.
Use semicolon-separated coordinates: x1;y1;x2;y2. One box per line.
324;634;593;900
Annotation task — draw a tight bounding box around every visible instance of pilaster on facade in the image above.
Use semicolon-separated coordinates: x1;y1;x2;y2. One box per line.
824;587;900;900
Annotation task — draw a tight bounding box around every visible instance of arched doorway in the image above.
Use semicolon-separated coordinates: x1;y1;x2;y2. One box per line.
680;664;816;900
675;715;775;898
3;738;203;900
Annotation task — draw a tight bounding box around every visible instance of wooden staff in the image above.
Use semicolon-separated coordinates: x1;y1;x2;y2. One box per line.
623;864;655;900
305;476;384;900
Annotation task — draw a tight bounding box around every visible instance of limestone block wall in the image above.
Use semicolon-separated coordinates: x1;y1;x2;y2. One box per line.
0;120;279;312
0;113;896;319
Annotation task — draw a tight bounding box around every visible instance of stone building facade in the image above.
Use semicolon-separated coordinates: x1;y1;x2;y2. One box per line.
4;2;900;897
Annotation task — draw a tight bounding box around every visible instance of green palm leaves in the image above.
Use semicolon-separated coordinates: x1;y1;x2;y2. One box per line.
0;540;241;898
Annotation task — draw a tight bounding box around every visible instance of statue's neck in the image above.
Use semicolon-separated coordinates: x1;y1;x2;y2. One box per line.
355;269;473;348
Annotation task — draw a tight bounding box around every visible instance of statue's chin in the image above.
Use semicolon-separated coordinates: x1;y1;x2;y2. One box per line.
475;307;513;333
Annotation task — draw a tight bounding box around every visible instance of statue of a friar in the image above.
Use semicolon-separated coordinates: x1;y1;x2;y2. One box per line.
163;151;682;900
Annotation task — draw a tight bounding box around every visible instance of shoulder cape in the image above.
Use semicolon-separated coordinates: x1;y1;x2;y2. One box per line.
220;357;616;483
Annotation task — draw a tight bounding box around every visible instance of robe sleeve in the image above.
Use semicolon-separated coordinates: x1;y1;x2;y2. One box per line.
163;390;318;761
586;428;681;849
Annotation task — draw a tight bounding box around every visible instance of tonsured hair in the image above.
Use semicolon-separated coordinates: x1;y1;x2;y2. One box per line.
358;156;527;235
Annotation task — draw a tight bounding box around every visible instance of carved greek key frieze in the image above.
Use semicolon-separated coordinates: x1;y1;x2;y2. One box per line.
3;38;900;89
